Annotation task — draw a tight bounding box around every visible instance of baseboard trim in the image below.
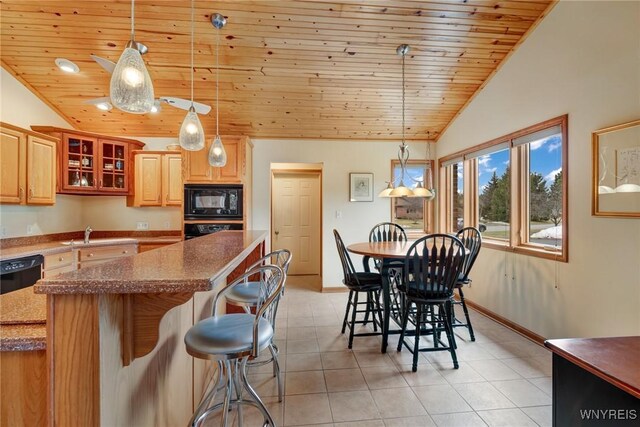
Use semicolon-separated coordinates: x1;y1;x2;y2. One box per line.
463;299;547;347
322;286;348;293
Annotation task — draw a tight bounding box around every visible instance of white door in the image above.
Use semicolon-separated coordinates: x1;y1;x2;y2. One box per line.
272;172;321;275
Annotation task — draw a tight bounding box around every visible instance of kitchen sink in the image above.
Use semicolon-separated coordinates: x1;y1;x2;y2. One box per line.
61;238;136;246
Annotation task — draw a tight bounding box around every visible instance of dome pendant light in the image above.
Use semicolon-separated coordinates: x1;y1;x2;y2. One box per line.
179;0;205;151
379;44;435;199
208;13;227;167
110;0;155;114
387;45;414;198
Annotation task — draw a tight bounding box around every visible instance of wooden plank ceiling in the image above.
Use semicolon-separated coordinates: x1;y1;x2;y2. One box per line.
0;0;554;140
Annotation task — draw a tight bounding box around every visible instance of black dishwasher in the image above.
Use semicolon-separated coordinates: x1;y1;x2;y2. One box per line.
0;254;44;295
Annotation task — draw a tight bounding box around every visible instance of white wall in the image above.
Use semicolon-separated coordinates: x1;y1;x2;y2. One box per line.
0;68;85;237
436;0;640;339
251;139;433;288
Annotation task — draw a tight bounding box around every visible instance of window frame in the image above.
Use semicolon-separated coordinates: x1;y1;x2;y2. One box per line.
390;159;436;236
438;115;568;262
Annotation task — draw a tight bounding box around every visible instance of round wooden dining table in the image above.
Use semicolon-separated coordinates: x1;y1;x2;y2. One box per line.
347;240;415;353
348;238;467;353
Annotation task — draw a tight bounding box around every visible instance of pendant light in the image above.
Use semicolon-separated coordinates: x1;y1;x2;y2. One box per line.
179;0;206;151
208;13;228;167
110;0;155;114
379;45;435;199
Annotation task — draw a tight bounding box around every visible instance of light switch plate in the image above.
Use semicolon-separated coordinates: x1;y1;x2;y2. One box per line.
163;221;171;229
26;224;34;235
136;221;149;230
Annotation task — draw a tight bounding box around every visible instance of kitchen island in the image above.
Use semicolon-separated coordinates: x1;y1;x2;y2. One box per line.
34;230;266;427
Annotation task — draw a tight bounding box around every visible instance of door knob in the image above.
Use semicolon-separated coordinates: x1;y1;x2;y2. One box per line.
274;231;279;236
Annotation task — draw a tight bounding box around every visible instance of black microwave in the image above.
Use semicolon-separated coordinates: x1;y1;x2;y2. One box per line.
184;184;243;220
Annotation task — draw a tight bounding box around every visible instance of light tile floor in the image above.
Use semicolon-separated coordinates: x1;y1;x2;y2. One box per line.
203;277;553;426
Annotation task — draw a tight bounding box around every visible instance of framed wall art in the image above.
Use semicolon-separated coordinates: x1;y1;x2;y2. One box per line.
349;173;373;202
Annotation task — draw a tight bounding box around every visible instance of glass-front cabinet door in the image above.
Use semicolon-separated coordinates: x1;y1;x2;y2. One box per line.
98;140;128;192
63;134;98;191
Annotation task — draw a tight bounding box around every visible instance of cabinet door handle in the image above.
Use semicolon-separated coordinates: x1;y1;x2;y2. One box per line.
87;253;94;258
99;179;103;188
28;187;34;199
19;187;24;200
59;256;65;261
122;250;128;254
206;169;210;177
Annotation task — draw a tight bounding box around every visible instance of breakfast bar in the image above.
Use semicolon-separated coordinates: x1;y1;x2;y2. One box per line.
33;230;266;427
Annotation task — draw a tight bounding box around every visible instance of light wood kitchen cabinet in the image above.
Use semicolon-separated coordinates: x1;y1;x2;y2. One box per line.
128;151;182;207
0;123;57;205
31;126;144;195
43;250;76;278
183;136;252;184
78;244;137;268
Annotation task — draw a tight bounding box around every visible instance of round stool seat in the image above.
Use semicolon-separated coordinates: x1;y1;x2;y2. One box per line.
185;313;273;360
225;281;261;307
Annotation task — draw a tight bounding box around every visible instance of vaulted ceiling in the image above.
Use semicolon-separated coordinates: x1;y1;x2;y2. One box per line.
0;0;555;140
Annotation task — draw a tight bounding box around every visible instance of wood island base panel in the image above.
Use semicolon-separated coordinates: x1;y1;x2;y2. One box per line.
34;230;266;427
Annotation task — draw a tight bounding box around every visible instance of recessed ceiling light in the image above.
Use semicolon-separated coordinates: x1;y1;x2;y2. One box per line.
55;58;80;74
96;102;113;111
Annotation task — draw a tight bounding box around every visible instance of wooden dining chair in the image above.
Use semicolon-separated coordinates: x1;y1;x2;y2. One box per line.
366;222;407;323
453;227;482;341
333;229;384;349
396;234;466;371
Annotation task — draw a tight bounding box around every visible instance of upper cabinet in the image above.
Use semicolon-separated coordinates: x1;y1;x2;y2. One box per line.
31;126;144;195
1;123;57;205
127;151;182;207
183;136;252;184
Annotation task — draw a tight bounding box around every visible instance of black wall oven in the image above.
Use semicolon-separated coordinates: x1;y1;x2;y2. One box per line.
184;184;243;220
183;223;244;240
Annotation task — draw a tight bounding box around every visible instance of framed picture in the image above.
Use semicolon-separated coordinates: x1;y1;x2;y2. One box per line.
349;173;373;202
592;118;640;218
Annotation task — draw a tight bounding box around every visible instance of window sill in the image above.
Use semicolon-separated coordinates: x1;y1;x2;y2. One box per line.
482;239;567;262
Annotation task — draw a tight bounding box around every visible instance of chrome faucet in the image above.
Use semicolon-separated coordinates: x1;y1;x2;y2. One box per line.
84;225;93;244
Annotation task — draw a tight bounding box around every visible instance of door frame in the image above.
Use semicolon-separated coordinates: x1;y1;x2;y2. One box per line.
270;163;323;285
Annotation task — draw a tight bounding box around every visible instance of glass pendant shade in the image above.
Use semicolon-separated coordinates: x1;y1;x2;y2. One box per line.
110;45;155;114
411;184;434;198
208;135;227;167
389;182;414;197
378;182;394;197
179;108;205;151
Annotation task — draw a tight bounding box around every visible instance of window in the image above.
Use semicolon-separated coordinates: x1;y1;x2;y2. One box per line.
390;160;435;234
472;146;510;241
438;115;568;261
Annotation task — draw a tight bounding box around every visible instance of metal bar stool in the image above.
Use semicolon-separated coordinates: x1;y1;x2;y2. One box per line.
185;265;285;427
224;249;292;402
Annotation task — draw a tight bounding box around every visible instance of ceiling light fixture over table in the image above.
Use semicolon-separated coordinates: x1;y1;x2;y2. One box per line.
179;0;206;151
208;13;228;167
379;44;435;200
109;0;155;114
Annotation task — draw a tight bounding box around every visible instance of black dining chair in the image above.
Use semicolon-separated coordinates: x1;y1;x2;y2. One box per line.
452;227;482;341
366;222;407;323
334;229;384;349
396;234;466;371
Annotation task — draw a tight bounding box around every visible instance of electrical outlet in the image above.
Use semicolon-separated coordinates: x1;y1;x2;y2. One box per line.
163;221;171;229
136;221;149;230
335;210;342;219
26;224;34;235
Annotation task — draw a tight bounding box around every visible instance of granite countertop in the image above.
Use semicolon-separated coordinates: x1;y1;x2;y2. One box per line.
0;323;46;351
0;286;46;324
0;236;182;260
35;230;267;295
